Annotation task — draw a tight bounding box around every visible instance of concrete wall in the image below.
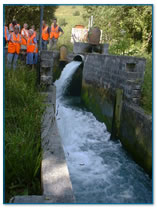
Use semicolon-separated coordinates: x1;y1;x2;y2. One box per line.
83;54;146;104
73;42;109;54
81;53;152;176
119;103;152;175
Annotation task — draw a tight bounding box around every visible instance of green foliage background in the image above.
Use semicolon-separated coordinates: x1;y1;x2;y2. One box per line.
83;5;152;55
5;5;58;29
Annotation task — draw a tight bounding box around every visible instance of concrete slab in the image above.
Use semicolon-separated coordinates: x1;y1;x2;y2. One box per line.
41;86;75;203
10;195;75;204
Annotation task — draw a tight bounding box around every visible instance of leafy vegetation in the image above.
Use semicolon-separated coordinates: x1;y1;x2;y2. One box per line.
5;66;45;202
140;53;152;114
73;10;80;16
59;18;68;27
83;5;152;55
5;5;58;29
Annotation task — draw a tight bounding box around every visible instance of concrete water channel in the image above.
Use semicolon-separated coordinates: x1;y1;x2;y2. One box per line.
55;61;152;203
11;44;152;203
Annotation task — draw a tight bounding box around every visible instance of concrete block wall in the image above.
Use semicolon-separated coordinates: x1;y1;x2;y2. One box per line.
73;42;109;55
83;54;146;104
40;51;59;86
81;53;152;176
119;102;152;175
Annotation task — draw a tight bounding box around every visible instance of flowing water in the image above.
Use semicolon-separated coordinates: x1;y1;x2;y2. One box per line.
55;61;152;204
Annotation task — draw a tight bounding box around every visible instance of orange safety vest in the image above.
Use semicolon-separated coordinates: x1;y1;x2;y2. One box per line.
50;24;60;39
9;23;20;33
8;32;21;54
27;35;36;53
32;31;38;53
5;26;8;41
21;28;28;45
42;26;49;41
32;31;37;38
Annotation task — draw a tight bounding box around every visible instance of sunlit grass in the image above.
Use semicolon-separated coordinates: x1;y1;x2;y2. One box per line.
5;65;46;202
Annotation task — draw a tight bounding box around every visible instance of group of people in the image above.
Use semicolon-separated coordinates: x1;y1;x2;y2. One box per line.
4;18;64;70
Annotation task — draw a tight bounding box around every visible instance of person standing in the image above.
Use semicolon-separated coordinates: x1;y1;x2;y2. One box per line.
31;25;37;38
41;20;49;50
26;29;37;68
31;25;38;65
49;18;64;50
7;25;21;70
4;24;9;46
21;23;29;48
9;20;21;33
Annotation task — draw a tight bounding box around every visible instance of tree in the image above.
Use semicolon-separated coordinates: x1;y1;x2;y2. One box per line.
83;5;152;55
4;5;58;30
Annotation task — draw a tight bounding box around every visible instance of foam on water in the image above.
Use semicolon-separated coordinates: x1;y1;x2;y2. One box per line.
55;61;152;203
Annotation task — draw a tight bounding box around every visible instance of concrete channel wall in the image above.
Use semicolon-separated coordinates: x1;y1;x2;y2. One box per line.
81;53;152;176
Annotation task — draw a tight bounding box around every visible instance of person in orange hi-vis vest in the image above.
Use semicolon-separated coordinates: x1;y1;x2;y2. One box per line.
4;24;9;46
31;25;37;38
31;25;38;65
49;17;64;51
9;20;21;33
26;29;37;68
21;23;29;49
42;20;50;50
7;25;21;70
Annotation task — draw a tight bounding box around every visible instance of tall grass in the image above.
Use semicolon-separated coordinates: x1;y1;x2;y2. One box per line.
5;66;45;202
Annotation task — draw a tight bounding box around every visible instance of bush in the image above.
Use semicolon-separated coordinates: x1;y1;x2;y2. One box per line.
73;10;80;16
59;18;68;27
140;53;152;114
5;66;45;202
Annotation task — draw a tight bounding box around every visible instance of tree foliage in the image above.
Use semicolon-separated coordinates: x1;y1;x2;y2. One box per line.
5;5;58;30
83;5;152;55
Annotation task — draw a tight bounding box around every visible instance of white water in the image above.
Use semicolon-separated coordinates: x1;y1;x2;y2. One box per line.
55;61;152;203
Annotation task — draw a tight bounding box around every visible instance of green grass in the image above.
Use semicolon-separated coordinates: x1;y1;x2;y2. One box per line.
54;6;88;51
5;65;46;202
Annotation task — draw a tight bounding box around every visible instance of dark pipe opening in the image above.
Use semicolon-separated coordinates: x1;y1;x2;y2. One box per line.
73;55;84;62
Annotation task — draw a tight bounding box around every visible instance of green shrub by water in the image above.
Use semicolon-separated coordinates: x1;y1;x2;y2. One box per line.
5;66;45;202
140;53;152;114
73;10;80;16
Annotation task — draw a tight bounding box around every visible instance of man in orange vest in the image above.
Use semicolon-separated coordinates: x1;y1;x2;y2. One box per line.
42;20;50;50
21;23;28;49
7;25;21;70
26;29;37;68
31;25;37;38
9;20;21;33
49;18;64;50
4;24;9;46
31;25;38;65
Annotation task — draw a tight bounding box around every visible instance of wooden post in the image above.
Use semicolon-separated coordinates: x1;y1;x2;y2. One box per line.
111;89;123;139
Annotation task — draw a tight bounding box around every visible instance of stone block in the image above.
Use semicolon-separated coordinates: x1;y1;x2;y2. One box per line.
40;75;52;86
73;42;91;54
41;59;53;68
